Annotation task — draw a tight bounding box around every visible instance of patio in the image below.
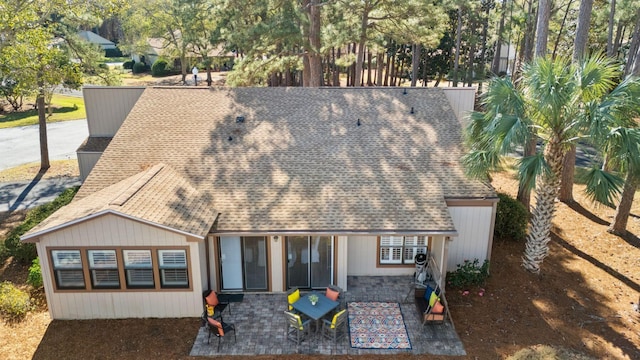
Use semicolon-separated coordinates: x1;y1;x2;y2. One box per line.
189;276;466;356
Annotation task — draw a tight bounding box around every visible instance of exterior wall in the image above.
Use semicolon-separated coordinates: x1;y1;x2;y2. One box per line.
77;152;102;181
269;236;284;292
83;87;145;137
442;87;476;124
35;214;204;319
447;205;495;272
336;236;348;291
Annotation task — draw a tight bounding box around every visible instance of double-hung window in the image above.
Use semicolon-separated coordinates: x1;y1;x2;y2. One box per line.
123;250;154;288
51;250;85;289
87;250;120;289
379;236;428;265
158;250;189;288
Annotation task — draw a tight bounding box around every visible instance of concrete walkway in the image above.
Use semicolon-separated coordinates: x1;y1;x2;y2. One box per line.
190;276;465;357
0;177;81;212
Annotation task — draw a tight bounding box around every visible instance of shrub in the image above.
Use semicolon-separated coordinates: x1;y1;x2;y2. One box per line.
151;58;170;77
123;60;135;70
447;259;490;289
27;258;43;288
104;47;124;58
3;186;79;264
0;281;33;320
494;192;529;241
132;61;147;74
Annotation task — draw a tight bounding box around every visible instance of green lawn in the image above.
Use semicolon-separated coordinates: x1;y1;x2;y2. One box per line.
0;94;85;129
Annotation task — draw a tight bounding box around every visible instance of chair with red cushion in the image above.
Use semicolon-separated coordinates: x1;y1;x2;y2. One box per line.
203;290;229;318
206;317;236;351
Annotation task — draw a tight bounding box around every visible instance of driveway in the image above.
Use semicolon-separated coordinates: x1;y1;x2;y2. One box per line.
0;176;81;212
0;119;88;171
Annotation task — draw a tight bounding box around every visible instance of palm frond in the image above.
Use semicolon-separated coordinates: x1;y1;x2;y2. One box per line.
605;127;640;173
582;167;624;207
577;53;619;101
517;152;548;192
462;149;503;179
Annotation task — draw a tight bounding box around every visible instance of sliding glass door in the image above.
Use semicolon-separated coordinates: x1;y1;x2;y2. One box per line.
286;236;333;289
219;236;268;291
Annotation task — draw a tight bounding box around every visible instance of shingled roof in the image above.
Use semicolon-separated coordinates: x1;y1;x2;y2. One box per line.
22;163;217;241
30;87;496;238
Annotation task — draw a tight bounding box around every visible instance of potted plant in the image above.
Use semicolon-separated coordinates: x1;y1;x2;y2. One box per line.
308;294;319;306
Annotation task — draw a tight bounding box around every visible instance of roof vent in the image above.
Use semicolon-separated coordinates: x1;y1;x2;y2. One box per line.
410;107;414;114
357;118;361;126
236;116;245;123
228;136;233;141
403;88;407;95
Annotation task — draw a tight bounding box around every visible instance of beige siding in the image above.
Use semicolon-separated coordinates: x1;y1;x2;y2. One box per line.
36;214;204;319
269;236;284;292
83;87;145;137
443;87;476;124
447;206;494;272
346;235;414;276
336;236;348;290
77;152;102;182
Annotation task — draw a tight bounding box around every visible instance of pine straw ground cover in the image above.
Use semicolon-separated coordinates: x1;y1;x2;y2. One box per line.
0;166;639;359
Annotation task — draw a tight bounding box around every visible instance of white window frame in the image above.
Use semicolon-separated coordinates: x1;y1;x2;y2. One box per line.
158;249;189;288
379;236;428;265
123;250;154;288
51;250;85;289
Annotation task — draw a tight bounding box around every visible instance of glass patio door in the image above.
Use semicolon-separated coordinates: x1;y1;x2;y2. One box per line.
219;236;268;291
286;236;333;289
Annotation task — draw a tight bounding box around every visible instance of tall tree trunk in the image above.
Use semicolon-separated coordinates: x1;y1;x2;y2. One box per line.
607;0;617;57
551;0;575;60
302;0;322;87
384;51;391;86
608;172;638;234
367;50;373;86
491;0;508;74
523;139;565;273
411;44;420;87
478;3;491;91
466;35;476;87
613;24;624;59
625;8;640;75
453;7;463;87
350;43;357;86
376;51;384;86
355;11;369;87
517;138;536;211
37;87;50;171
334;48;341;86
535;0;550;57
560;0;593;203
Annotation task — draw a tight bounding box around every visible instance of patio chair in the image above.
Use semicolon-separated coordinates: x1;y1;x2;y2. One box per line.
286;287;300;312
321;309;347;344
284;310;311;346
203;290;229;317
205;317;236;351
326;284;345;311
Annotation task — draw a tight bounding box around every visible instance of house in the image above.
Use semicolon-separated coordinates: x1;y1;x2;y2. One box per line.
132;33;234;70
21;87;497;320
77;30;117;51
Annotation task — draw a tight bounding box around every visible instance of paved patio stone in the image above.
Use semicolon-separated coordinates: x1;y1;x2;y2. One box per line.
189;276;466;357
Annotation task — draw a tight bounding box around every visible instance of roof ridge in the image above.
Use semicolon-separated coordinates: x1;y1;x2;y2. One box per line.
109;164;165;206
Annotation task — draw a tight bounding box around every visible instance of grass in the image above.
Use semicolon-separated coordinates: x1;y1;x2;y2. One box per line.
0;95;85;129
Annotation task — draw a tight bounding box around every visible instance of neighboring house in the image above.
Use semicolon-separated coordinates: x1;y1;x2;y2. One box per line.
496;42;517;75
78;30;116;50
21;87;497;320
132;34;234;69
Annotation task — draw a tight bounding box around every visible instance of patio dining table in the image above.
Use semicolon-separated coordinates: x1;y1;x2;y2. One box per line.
291;291;339;332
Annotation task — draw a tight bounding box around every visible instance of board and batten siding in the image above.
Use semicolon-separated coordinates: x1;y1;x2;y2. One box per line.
83;86;145;137
446;205;495;272
35;213;204;319
442;87;476;124
77;152;102;181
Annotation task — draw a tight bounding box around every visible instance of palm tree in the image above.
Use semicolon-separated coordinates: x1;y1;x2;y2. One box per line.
463;55;640;274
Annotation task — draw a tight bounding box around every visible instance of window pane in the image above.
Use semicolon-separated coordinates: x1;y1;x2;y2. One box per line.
88;250;117;268
56;269;85;289
52;250;82;269
126;269;154;287
161;269;188;287
158;250;186;267
123;250;152;267
91;269;120;288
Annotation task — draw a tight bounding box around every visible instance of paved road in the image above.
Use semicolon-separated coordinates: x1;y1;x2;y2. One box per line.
0;177;81;212
0;119;88;171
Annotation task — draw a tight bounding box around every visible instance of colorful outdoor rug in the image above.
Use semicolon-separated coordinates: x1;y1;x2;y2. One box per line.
347;302;412;350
